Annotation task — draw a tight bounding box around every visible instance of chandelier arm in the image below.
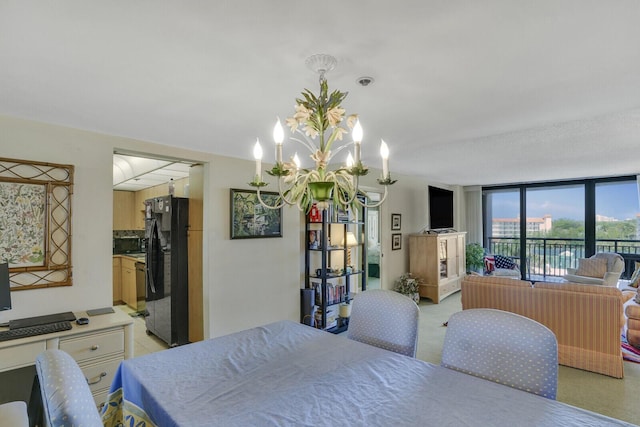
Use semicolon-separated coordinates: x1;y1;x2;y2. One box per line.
354;185;389;208
256;187;288;210
334;174;358;207
276;177;306;207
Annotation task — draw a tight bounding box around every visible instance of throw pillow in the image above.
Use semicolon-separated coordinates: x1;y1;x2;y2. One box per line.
484;255;495;275
629;262;640;288
494;254;517;270
575;257;607;278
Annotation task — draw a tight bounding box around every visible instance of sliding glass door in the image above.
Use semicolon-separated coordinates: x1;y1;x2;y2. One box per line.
525;185;584;280
483;176;639;281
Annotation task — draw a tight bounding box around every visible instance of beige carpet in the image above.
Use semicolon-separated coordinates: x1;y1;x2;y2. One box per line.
416;292;640;425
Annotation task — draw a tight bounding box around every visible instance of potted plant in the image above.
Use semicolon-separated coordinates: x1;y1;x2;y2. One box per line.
466;243;485;274
394;273;423;304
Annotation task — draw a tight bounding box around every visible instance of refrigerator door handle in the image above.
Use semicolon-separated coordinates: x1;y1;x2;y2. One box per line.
147;219;158;295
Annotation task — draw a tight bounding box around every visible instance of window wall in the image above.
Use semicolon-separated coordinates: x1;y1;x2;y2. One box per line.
483;176;640;280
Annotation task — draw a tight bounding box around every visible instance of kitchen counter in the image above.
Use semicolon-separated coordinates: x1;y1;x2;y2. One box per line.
114;253;146;262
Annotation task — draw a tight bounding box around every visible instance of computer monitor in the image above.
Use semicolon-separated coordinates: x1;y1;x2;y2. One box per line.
0;263;11;312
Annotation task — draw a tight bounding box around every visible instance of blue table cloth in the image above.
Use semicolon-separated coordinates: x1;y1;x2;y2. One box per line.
102;320;636;427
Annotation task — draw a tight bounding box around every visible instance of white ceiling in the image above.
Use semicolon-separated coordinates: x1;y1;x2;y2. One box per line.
2;1;640;186
112;154;192;191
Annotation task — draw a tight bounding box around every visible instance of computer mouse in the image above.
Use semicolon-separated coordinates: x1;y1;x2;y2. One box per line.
76;317;89;325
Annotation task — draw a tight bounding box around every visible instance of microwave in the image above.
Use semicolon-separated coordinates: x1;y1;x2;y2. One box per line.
113;236;142;254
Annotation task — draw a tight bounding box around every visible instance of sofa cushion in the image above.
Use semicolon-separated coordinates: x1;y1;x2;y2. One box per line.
494;254;516;269
484;255;495;275
534;281;622;297
575;257;607;278
491;268;521;277
629;262;640;288
464;274;532;287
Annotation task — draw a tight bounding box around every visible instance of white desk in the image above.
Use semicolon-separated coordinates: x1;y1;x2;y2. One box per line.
0;309;133;405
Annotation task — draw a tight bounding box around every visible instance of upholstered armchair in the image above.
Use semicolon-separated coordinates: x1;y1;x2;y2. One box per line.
563;252;624;287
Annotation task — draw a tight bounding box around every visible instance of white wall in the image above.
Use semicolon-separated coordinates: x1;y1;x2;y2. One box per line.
0;115;302;337
0;115;464;335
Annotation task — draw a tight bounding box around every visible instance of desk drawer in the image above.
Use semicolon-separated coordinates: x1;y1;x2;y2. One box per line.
81;357;122;398
0;341;46;372
60;329;124;362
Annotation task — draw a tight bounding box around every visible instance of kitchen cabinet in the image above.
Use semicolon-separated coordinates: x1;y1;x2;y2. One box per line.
112;257;122;305
120;257;137;309
113;191;136;230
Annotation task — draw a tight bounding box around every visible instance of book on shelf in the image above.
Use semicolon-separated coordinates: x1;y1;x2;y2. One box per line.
311;280;347;306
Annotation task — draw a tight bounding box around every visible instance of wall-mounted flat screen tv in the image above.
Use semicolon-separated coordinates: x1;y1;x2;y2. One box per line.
428;186;454;230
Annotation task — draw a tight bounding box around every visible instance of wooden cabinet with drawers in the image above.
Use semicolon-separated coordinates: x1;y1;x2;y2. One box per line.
0;309;133;406
409;232;466;304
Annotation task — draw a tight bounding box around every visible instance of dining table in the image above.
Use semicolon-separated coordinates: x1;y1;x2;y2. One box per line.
101;319;637;426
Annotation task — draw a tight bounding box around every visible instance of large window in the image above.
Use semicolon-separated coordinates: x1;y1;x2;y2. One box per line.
483;176;640;280
526;185;584;279
595;181;640;255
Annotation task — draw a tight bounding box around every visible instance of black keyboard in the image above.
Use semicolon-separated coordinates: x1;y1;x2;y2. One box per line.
0;321;72;342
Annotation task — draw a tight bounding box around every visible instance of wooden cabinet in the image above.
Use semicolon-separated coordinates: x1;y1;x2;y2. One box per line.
112;257;122;305
120;257;137;309
113;191;136;230
409;232;466;304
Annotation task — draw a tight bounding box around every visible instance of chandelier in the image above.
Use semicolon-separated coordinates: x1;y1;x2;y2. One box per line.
249;54;396;212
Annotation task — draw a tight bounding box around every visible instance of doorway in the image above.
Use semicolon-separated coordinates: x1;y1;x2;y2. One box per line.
366;192;382;290
112;152;205;342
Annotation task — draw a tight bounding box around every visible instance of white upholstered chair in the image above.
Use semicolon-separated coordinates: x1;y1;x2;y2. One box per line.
347;289;419;357
35;349;102;427
0;401;28;427
441;308;558;399
563;252;625;286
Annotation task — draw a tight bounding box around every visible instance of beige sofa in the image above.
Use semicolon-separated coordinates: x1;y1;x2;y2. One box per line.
461;275;632;378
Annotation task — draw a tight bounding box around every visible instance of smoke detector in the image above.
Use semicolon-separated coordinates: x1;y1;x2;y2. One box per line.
356;76;374;87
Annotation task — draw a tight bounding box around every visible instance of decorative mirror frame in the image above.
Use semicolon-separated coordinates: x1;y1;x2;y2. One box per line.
0;157;74;290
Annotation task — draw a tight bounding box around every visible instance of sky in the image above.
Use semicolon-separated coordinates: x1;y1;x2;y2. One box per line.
490;181;640;221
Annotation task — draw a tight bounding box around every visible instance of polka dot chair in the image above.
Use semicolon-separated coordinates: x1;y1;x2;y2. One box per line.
441;308;558;399
347;289;420;357
35;349;102;427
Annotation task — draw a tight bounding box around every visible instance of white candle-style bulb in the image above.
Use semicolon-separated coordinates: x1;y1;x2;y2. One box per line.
352;120;362;164
273;119;284;163
293;153;301;170
352;120;363;143
380;139;389;179
346;153;354;168
253;139;263;178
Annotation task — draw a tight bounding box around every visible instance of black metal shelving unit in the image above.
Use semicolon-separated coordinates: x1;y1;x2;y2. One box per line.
302;202;366;333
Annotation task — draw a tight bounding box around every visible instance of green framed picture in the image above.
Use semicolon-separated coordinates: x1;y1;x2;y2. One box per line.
230;188;282;239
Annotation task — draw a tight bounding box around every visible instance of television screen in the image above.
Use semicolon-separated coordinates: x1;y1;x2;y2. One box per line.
0;263;11;312
428;186;454;230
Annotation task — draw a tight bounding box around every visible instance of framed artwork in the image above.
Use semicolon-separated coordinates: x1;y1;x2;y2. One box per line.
230;188;282;239
392;233;402;250
391;213;401;230
0;157;74;290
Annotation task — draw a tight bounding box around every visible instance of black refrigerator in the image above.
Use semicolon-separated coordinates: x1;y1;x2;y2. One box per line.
144;195;189;347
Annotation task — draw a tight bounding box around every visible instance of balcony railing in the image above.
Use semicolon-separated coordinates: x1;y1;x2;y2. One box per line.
487;237;640;280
